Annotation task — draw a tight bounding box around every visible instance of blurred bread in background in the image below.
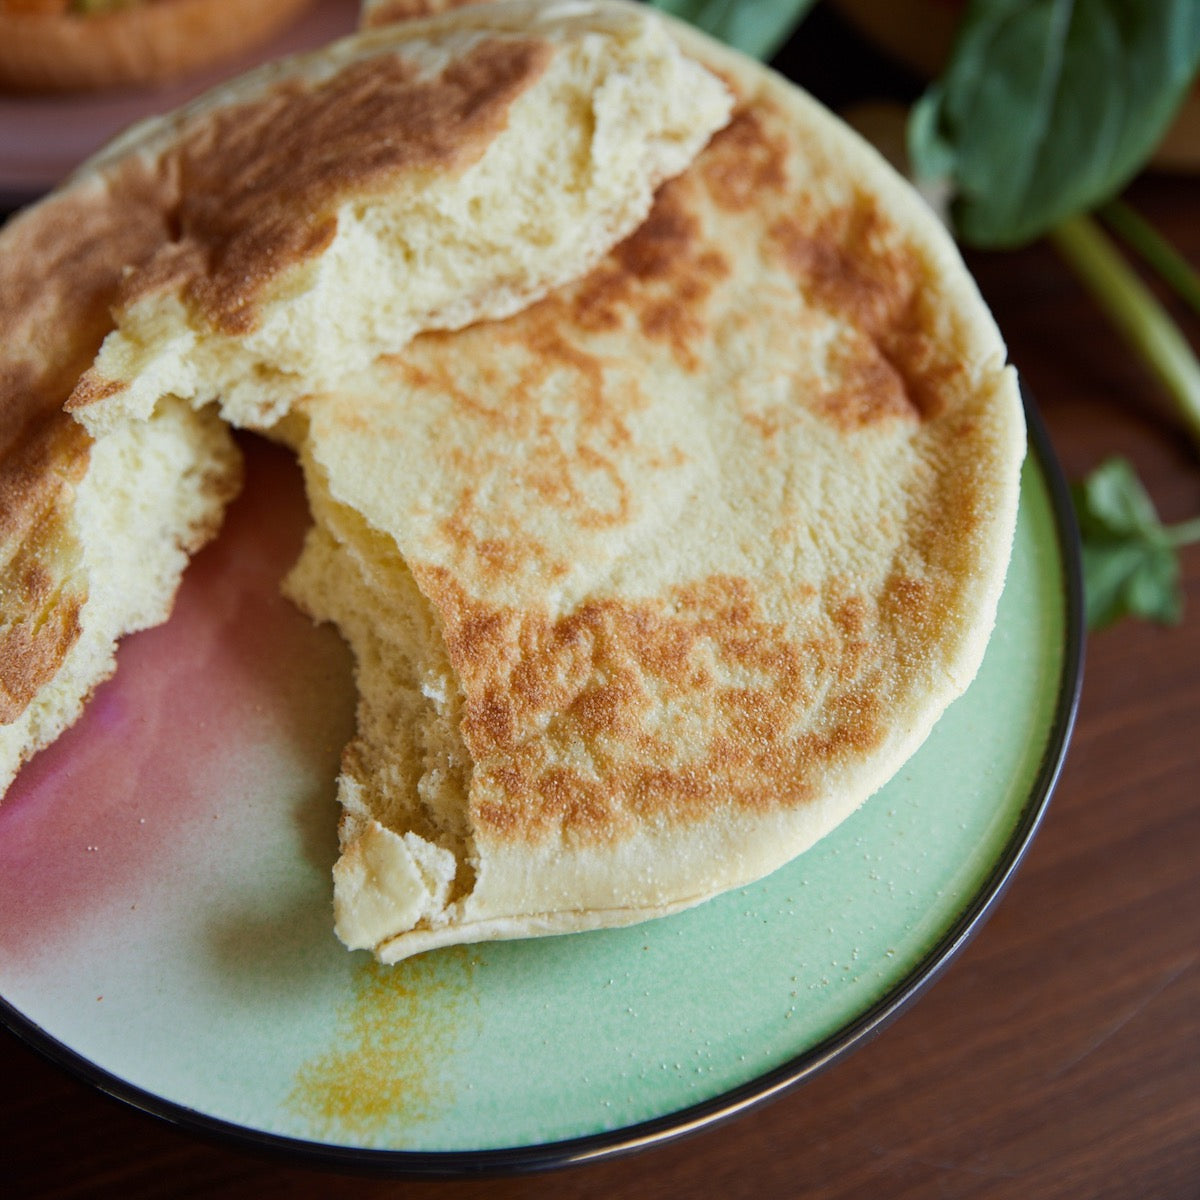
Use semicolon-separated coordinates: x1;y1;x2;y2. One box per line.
0;0;317;92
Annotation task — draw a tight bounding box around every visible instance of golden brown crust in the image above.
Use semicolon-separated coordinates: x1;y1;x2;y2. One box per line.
61;33;553;378
0;159;181;723
359;0;485;29
0;157;178;431
340;90;955;593
0;0;316;92
513;98;960;438
563;178;733;373
414;566;896;848
0;416;89;723
769;190;958;424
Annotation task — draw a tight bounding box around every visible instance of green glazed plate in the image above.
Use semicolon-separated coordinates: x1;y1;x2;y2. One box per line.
0;392;1081;1175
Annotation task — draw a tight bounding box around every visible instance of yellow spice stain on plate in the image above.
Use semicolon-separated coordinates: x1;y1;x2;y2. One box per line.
288;946;478;1144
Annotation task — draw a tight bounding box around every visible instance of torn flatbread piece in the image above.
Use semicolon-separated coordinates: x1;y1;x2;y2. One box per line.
0;174;241;798
66;0;733;437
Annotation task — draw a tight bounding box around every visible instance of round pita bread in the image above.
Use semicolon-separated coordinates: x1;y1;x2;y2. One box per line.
286;13;1026;962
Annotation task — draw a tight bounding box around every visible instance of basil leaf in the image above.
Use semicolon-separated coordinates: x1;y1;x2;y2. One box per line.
1075;455;1164;535
1071;457;1185;629
1079;537;1183;629
910;0;1200;247
645;0;818;61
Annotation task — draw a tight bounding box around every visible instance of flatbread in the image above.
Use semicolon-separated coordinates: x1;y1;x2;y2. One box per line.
4;0;1023;963
284;12;1026;962
65;0;733;436
0;0;731;800
0;171;242;797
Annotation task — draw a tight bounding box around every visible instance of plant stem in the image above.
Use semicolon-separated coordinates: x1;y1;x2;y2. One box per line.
1100;199;1200;319
1049;214;1200;454
1166;512;1200;548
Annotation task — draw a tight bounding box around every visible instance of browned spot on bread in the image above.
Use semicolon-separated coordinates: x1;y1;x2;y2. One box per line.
369;317;641;587
0;406;90;546
9;155;179;419
361;0;483;28
1;156;181;722
105;38;553;338
561;178;730;370
770;188;962;426
414;566;888;846
699;108;789;212
62;374;123;414
0;511;87;723
819;335;921;429
881;573;939;637
1;158;179;366
613;185;700;281
0;601;85;724
796;685;884;764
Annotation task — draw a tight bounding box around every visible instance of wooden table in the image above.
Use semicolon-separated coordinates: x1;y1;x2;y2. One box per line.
4;11;1199;1198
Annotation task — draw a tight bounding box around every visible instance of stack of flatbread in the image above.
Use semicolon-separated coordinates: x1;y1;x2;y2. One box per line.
2;0;731;794
1;0;1024;965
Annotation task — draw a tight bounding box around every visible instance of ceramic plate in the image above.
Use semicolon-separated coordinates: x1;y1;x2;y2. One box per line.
0;394;1081;1176
0;0;357;208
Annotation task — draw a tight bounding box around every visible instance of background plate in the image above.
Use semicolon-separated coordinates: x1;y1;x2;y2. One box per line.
0;394;1080;1175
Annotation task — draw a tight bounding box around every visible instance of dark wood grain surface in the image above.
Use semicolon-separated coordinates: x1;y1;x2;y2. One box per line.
4;10;1199;1199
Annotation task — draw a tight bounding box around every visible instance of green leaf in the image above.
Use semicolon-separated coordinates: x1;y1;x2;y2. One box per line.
645;0;818;61
1076;455;1163;535
909;0;1200;247
1078;537;1183;629
1071;457;1185;629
